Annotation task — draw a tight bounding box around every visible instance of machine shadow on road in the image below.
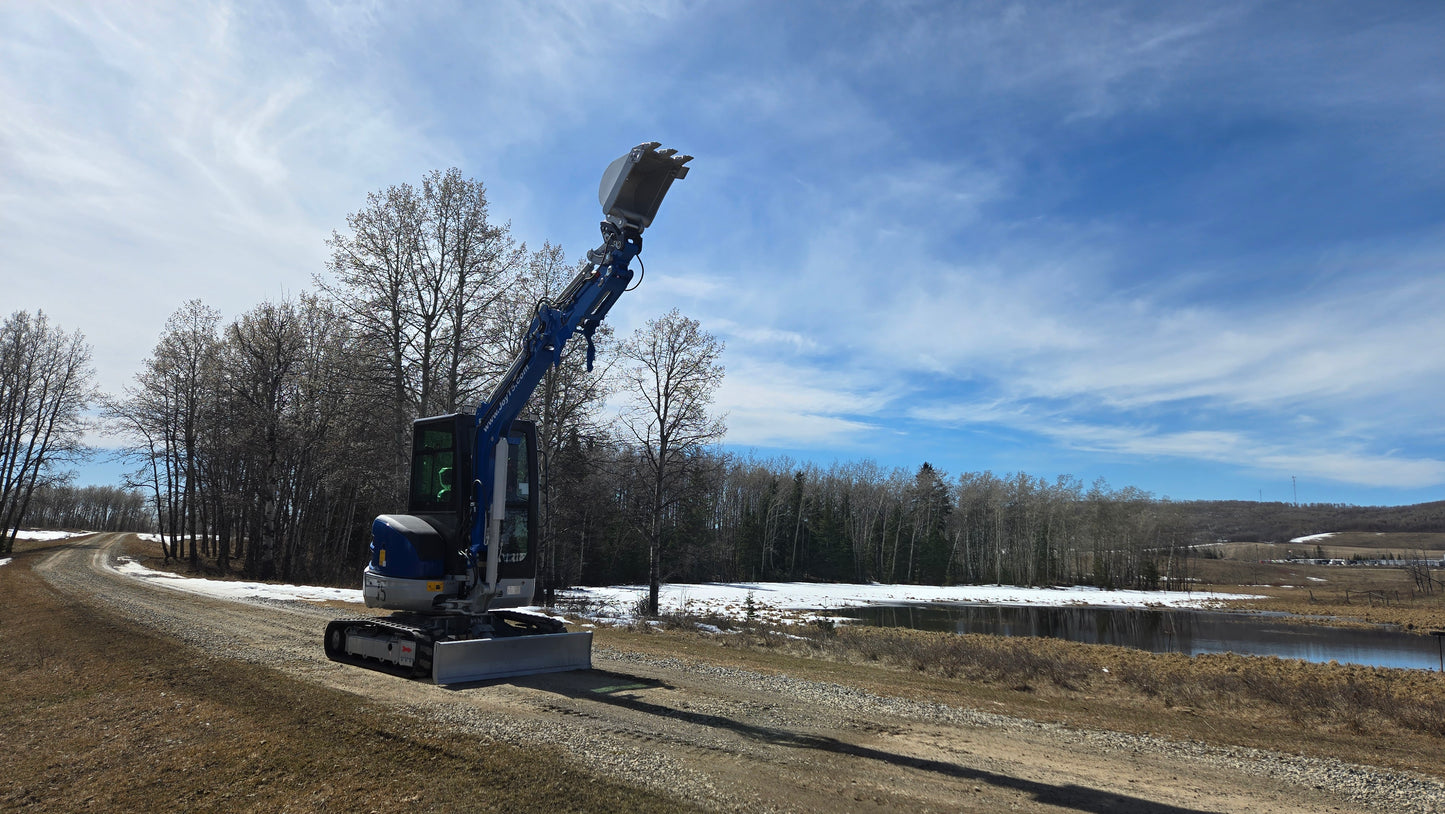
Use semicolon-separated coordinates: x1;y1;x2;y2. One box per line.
495;668;1227;814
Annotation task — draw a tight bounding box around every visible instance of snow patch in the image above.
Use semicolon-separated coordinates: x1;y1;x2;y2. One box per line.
1291;532;1337;544
12;529;89;542
0;558;11;568
563;581;1260;626
109;556;363;604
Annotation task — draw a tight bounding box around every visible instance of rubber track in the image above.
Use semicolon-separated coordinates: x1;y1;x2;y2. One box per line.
324;618;434;679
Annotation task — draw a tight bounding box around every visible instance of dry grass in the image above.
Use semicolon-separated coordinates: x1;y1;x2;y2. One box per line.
780;625;1445;737
594;621;1445;776
0;543;692;814
819;626;1091;691
1210;533;1445;560
1308;531;1445;552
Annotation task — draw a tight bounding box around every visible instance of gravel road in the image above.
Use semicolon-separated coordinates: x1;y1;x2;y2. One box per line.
36;534;1445;813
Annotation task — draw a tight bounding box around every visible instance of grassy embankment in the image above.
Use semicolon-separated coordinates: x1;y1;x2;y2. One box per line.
580;532;1445;778
596;614;1445;779
0;536;694;813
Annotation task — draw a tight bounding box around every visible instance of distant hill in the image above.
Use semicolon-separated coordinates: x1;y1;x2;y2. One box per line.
1173;499;1445;543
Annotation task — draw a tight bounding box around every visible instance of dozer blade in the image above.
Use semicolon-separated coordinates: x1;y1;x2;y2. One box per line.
431;631;593;685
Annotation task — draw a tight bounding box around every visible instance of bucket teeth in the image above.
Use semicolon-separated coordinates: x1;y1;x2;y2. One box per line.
600;142;692;230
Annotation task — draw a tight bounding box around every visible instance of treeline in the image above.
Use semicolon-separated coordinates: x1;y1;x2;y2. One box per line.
107;295;395;581
21;484;151;532
548;453;1199;591
102;169;626;585
1174;500;1445;543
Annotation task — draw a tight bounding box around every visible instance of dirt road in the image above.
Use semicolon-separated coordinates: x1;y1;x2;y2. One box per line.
32;534;1445;813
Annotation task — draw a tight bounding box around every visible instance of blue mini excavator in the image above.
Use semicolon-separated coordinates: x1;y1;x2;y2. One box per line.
324;144;691;683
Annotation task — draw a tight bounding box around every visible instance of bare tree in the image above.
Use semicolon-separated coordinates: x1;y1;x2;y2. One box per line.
617;309;726;614
105;369;176;558
105;301;219;563
0;310;96;554
421;168;526;414
317;182;419;494
316;169;524;498
225;300;304;579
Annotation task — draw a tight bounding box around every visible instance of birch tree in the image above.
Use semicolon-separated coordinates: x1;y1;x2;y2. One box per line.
618;309;726;614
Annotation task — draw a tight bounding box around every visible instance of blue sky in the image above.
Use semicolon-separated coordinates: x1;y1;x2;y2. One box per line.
3;1;1442;506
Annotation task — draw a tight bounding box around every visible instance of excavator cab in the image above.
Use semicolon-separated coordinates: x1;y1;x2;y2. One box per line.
408;414;471;515
363;415;538;613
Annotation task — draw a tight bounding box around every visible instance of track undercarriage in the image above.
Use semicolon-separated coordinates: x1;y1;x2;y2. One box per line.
323;611;591;684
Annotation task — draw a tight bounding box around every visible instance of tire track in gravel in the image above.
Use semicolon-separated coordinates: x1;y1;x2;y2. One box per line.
35;534;1445;813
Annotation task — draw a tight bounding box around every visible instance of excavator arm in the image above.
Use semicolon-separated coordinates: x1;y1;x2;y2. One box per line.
466;143;691;607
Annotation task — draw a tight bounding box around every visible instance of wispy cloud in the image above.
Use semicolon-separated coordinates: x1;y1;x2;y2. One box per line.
0;1;448;394
662;2;1445;495
1040;422;1445;491
716;358;891;448
6;1;1442;500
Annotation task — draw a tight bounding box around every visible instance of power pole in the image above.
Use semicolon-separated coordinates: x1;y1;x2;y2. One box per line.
1292;476;1298;507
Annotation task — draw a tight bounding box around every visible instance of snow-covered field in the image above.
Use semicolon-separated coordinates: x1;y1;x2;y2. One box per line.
567;582;1258;625
100;554;1257;625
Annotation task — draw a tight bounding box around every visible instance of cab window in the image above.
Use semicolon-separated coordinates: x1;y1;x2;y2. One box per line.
410;424;457;512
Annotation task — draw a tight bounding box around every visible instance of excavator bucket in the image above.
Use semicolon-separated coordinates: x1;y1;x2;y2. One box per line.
598;142;693;231
431;631;593;684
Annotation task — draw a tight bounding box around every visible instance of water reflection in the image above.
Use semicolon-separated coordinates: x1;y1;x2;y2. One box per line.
834;604;1443;671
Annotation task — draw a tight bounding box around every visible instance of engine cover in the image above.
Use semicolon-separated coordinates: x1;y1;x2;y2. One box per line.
369;514;448;579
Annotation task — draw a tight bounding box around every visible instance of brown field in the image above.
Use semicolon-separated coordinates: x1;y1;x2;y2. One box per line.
1190;533;1445;631
1207;533;1445;563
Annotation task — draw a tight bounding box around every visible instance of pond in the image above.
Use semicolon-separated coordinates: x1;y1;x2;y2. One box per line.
832;604;1445;671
